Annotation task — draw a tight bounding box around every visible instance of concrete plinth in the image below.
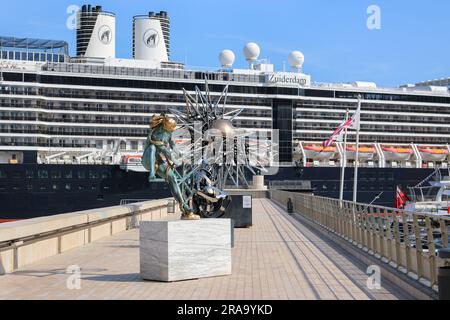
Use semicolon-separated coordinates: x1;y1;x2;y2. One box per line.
140;219;232;282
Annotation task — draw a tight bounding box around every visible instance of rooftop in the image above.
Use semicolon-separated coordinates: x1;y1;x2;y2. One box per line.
0;36;68;54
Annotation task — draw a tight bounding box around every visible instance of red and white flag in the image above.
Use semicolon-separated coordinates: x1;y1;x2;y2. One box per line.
395;186;409;209
323;107;361;148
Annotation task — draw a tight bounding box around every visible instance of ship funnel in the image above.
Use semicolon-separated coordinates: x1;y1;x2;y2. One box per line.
133;11;170;62
76;4;116;58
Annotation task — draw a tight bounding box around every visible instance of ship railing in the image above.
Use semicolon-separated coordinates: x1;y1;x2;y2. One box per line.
270;190;450;293
120;199;153;206
268;180;312;190
42;62;267;85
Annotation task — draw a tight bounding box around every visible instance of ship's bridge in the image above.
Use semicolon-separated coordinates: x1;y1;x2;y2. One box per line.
0;36;69;63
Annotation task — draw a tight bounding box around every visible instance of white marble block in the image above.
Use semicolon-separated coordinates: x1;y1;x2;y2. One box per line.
140;219;232;282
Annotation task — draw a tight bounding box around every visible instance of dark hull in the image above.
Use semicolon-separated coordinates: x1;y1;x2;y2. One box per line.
0;164;436;219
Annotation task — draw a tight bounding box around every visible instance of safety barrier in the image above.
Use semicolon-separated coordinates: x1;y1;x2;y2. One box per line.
271;190;450;291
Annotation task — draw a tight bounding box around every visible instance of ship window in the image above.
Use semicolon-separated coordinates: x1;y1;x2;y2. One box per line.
89;171;99;179
102;186;110;190
26;184;33;190
78;185;84;190
77;171;86;179
52;184;59;190
0;171;6;178
101;171;111;179
51;171;61;179
65;184;71;190
26;170;34;179
39;184;47;190
12;185;19;191
97;195;104;201
11;171;21;179
91;185;97;190
64;171;73;179
38;170;48;179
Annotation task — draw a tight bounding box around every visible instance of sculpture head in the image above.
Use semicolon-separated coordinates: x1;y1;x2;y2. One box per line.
150;114;177;132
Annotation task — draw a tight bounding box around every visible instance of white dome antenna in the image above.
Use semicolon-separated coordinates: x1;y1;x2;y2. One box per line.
219;49;235;68
288;50;304;72
243;42;260;69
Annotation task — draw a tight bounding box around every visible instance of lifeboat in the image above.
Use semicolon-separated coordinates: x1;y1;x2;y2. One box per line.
381;146;413;161
303;144;337;159
418;146;449;162
120;155;147;172
345;145;375;160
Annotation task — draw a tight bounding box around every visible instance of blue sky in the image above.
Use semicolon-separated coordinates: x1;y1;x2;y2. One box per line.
0;0;449;87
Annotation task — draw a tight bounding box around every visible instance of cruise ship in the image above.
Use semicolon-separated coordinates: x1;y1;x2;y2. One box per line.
1;4;450;220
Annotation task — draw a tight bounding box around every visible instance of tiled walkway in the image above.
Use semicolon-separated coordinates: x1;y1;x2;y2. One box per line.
0;199;413;300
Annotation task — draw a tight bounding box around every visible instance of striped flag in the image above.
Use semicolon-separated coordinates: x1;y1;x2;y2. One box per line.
323;106;361;148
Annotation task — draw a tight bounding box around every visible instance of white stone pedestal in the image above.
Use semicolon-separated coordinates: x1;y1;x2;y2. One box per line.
140;219;232;282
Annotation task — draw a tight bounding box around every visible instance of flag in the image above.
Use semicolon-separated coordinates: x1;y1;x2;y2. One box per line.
323;106;361;148
395;186;409;209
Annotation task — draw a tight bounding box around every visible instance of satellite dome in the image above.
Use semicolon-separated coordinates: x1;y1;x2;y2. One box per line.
243;42;260;62
288;51;304;68
219;49;235;68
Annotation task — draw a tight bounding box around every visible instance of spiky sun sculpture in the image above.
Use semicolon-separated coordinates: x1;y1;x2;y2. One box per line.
169;81;272;191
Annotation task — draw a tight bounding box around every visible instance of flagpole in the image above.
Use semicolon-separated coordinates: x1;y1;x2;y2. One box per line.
353;95;362;203
339;109;349;208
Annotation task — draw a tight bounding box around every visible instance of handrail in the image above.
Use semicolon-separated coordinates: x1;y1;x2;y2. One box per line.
0;201;168;250
271;190;450;291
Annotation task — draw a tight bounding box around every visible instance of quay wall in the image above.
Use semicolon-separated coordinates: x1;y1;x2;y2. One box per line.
0;199;179;274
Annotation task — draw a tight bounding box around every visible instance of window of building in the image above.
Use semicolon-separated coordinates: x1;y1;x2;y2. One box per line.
51;171;62;179
38;170;48;179
64;171;73;179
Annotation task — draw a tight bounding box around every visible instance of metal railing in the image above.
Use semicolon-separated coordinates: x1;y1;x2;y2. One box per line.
271;190;450;290
268;180;312;190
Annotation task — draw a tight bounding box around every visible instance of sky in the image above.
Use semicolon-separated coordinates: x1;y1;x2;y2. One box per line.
0;0;449;87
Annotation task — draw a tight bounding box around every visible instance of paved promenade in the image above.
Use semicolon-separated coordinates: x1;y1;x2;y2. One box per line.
0;199;413;300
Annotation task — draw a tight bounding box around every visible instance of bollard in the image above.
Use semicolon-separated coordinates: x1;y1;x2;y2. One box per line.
438;248;450;300
287;198;293;214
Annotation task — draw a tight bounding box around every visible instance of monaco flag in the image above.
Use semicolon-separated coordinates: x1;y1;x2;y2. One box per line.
395;186;409;209
323;107;361;148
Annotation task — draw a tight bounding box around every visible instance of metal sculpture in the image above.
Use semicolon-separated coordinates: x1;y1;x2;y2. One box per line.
142;81;274;220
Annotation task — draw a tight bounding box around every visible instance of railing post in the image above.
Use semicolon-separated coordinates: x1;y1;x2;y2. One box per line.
393;212;402;268
440;218;449;248
402;212;412;274
425;216;437;287
377;208;386;260
385;212;393;264
413;214;424;280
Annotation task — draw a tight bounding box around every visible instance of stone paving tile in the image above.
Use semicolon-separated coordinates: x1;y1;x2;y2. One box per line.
0;199;414;300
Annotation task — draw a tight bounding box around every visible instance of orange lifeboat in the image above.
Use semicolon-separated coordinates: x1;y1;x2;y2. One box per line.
121;155;142;165
303;144;337;159
382;146;413;161
345;145;375;160
418;146;449;161
120;155;147;172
